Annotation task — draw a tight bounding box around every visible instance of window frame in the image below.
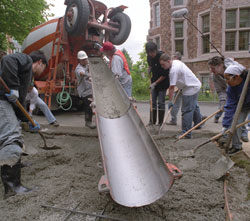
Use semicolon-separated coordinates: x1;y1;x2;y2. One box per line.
174;20;184;55
225;7;250;52
153;1;160;28
201;13;210;54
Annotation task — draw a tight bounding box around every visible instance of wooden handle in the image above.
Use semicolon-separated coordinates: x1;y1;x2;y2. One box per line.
178;109;222;140
159;90;181;133
210;119;250;142
193;119;250;153
0;76;36;127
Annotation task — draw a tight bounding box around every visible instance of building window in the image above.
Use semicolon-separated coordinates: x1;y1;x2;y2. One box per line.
175;21;183;37
202;14;210;54
154;36;161;50
240;8;250;28
225;32;236;51
239;31;250;50
175;40;184;55
174;21;184;55
226;10;236;29
174;0;183;6
154;3;160;27
225;8;250;51
200;74;210;94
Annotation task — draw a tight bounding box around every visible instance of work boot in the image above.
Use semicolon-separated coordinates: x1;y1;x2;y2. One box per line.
241;135;249;142
85;121;96;129
50;120;59;127
158;110;165;126
1;160;33;199
227;146;242;155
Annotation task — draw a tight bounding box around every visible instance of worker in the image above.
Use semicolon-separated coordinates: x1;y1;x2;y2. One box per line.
100;41;132;98
222;65;250;154
208;56;249;142
25;84;59;127
166;51;182;126
145;42;169;126
0;50;48;198
208;56;229;123
75;50;96;129
159;53;206;139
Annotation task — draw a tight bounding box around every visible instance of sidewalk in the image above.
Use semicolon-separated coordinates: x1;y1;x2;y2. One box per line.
33;101;249;157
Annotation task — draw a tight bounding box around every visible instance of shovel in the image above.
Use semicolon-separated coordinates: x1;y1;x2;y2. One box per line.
192;119;250;155
175;109;222;141
184;119;250;179
0;77;60;150
158;90;181;134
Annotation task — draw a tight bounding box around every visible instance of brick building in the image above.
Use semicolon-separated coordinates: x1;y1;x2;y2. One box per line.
148;0;250;92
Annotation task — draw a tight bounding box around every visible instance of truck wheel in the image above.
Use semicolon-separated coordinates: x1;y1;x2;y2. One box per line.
109;12;131;45
64;0;90;35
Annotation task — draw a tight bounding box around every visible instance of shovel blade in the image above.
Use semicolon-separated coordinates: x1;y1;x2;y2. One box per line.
210;155;234;180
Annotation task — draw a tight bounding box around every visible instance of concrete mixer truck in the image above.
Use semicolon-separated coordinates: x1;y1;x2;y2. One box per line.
22;0;131;110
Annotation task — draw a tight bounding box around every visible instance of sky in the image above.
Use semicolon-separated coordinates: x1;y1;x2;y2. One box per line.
46;0;150;63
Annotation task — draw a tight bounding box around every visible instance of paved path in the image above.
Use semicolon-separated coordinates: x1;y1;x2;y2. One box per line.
33;101;222;132
33;101;250;156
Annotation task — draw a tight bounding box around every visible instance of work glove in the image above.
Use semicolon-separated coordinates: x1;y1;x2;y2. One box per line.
168;101;174;109
149;82;157;91
5;89;19;103
28;120;40;132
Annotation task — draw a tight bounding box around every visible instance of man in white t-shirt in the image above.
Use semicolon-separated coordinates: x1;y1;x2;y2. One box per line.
160;53;205;138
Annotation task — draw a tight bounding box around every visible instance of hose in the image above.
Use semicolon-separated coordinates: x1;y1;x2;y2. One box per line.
56;68;72;111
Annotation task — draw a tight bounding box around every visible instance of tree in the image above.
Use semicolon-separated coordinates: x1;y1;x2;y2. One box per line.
0;0;52;50
130;44;150;98
121;48;133;70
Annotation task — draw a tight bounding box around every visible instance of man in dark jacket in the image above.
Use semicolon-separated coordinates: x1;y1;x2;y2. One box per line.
146;42;169;126
0;50;47;198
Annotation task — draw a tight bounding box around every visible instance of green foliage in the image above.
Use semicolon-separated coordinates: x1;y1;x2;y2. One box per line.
0;33;7;50
130;45;150;98
0;0;53;50
198;90;218;102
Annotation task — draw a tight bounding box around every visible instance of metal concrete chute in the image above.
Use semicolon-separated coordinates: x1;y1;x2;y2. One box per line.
89;57;181;207
89;57;130;119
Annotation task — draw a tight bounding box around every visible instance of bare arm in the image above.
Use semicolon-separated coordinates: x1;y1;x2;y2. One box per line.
168;85;175;101
154;76;166;85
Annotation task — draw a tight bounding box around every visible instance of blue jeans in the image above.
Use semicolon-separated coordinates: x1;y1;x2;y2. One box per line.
0;100;23;166
248;113;250;127
36;97;56;124
170;91;182;123
122;78;132;97
152;89;167;111
181;93;202;138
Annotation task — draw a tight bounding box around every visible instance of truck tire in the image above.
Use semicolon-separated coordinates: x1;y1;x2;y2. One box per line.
109;12;131;45
64;0;90;35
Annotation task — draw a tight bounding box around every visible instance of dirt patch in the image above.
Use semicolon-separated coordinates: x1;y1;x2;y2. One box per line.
0;129;249;221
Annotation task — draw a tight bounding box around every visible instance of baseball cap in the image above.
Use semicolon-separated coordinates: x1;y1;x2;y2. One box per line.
100;42;115;52
225;65;244;76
